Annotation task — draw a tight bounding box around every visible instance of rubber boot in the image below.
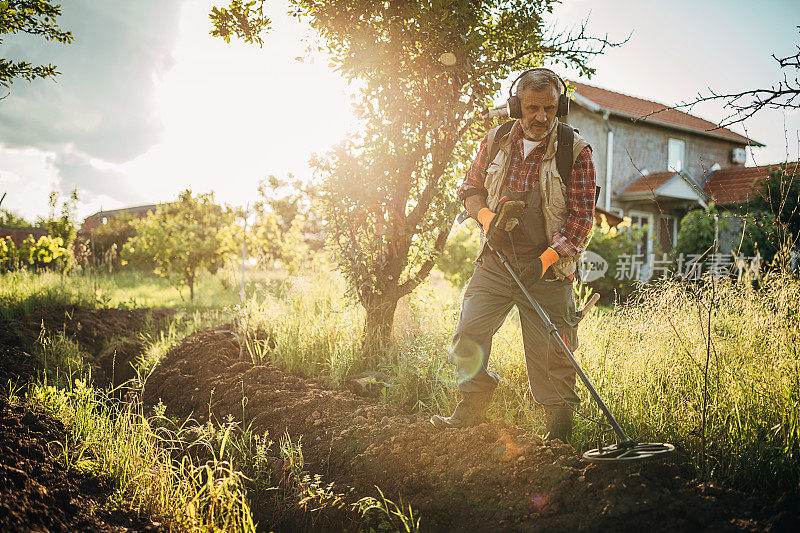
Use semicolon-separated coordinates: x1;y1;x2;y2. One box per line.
430;391;493;429
544;405;574;443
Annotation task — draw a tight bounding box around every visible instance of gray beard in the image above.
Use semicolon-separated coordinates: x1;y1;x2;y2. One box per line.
521;119;556;142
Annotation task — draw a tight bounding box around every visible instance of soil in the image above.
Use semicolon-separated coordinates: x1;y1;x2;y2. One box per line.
3;304;174;388
144;326;800;532
0;396;164;532
0;305;174;532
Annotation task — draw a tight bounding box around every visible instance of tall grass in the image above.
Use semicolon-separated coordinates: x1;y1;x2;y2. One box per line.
238;264;800;494
19;378;256;532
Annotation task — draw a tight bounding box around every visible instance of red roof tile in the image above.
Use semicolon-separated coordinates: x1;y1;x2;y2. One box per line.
704;162;800;204
620;171;677;195
570;81;762;146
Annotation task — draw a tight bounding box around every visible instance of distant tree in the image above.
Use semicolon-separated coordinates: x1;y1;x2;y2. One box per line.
90;213;138;271
122;190;236;300
0;208;31;227
0;0;74;89
435;224;480;288
745;165;800;254
251;175;324;271
33;189;78;272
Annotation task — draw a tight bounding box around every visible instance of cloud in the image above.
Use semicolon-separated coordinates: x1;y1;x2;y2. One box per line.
0;0;185;163
54;151;145;205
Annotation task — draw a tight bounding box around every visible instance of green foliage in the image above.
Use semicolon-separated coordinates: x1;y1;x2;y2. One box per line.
0;0;74;87
745;164;800;257
122;190;236;300
0;236;18;271
251;175;324;273
19;234;68;269
676;203;779;261
0;208;32;228
584;217;642;302
435;223;480;288
89;213;139;271
295;0;611;344
209;0;270;46
675;204;723;257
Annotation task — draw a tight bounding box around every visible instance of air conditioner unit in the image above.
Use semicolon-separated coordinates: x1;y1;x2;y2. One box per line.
731;147;747;165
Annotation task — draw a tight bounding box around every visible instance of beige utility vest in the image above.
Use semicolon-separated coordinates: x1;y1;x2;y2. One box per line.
481;119;590;279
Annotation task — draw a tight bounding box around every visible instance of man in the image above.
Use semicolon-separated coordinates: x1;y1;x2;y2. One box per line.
430;68;596;442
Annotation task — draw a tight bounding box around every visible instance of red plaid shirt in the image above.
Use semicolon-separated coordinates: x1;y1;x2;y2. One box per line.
457;122;596;257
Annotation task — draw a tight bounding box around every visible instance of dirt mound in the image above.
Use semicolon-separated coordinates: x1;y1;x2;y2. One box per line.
0;395;163;532
4;305;174;388
145;327;799;532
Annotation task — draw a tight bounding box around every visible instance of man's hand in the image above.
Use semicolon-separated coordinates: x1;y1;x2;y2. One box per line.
521;247;560;285
478;197;525;247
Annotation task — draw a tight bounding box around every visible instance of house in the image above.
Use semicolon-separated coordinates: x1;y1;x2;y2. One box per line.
566;80;764;256
81;204;158;233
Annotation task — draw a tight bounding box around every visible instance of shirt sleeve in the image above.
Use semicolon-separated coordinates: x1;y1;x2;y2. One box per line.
550;145;596;257
456;133;490;203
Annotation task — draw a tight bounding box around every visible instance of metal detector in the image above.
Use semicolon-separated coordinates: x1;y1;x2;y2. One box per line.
489;244;675;463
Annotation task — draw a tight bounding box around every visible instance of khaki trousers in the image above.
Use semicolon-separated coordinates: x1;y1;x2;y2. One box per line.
451;252;581;406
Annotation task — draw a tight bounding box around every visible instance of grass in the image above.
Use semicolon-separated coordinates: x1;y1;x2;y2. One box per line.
4;260;799;496
234;259;800;495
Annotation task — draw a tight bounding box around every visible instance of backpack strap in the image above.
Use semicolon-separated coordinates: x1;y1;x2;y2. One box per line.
556;122;575;187
456;120;516;224
556;122;601;205
488;120;515;165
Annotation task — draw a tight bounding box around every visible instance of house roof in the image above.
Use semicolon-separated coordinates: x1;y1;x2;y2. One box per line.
85;204;158;219
620;171;677;195
569;81;763;147
619;171;706;203
704;162;799;204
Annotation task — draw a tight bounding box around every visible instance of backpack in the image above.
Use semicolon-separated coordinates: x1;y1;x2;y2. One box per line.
457;120;600;224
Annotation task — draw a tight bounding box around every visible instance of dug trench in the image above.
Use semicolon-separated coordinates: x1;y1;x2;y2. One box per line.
144;325;800;532
0;306;172;532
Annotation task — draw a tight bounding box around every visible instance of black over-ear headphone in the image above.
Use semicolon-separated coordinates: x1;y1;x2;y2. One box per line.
506;67;569;119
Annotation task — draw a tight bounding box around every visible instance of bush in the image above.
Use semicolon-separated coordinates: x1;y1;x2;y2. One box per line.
19;235;69;270
584;216;643;302
0;237;19;272
435;223;480;287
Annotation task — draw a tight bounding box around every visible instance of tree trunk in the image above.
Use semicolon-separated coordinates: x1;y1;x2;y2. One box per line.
362;294;398;364
188;272;195;300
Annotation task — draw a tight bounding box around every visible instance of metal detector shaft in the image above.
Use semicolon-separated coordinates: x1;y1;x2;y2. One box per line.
490;245;631;443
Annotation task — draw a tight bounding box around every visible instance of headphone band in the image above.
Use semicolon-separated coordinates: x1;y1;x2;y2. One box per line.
509;67;567;99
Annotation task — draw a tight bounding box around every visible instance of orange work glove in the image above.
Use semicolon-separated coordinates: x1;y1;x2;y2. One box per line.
521;247;559;285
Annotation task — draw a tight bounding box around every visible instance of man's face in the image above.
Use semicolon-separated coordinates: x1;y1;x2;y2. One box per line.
518;86;559;142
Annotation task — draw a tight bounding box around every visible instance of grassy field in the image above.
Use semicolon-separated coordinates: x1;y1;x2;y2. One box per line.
3;261;799;497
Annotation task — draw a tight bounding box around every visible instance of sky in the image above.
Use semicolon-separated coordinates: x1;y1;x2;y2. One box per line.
1;0;798;222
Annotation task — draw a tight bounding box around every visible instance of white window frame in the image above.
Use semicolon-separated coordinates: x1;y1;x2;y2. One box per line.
668;138;685;172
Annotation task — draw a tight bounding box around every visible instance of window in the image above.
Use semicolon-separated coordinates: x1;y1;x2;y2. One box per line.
668;138;685;172
102;217;108;225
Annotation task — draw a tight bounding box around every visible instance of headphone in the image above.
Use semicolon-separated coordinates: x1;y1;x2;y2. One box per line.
506;67;569;119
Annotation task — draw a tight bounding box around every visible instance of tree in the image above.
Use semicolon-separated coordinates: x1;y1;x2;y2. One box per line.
89;213;138;271
0;0;73;89
122;190;236;300
251;175;325;271
743;164;800;261
34;188;78;272
0;208;31;227
296;0;616;348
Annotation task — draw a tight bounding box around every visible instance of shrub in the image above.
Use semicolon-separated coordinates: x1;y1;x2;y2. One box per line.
435;223;480;288
584;216;642;302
